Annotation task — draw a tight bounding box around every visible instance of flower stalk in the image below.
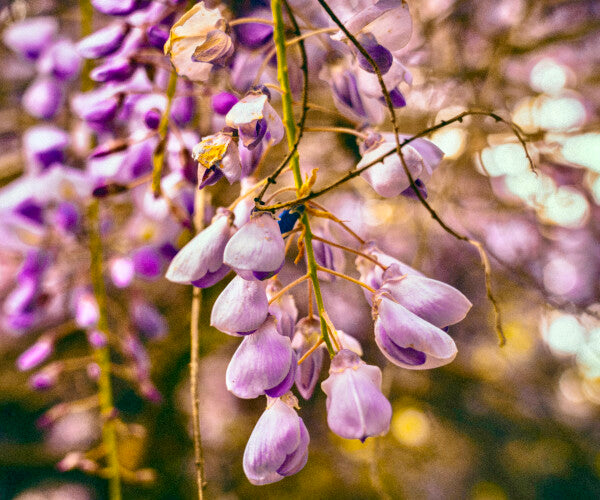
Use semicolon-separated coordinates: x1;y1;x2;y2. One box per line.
271;0;334;355
88;199;121;500
151;71;178;197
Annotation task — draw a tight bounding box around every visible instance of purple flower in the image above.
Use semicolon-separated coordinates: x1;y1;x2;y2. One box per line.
166;209;233;285
17;338;53;371
355;33;393;75
223;213;285;281
3;17;58;60
71;90;120;125
75;291;100;328
266;280;298;339
225;90;284;149
133;246;162;279
235;11;273;48
92;0;139;16
193;133;242;188
37;39;81;81
226;316;295;399
146;25;169;50
291;317;323;400
53;202;80;233
211;92;238;115
132;300;168;340
321;349;391;441
23;126;69;171
243;394;309;485
332;0;413;54
30;363;62;391
109;257;135;288
90;58;135;83
210;275;269;335
380;266;472;329
372;292;458;369
23;78;64;120
77;22;129;59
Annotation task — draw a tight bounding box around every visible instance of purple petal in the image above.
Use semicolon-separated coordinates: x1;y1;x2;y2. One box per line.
382;274;472;328
226;317;293;399
210;276;269;335
243;397;307;485
77;23;129;59
166;212;232;283
223;213;285;280
23;78;63;120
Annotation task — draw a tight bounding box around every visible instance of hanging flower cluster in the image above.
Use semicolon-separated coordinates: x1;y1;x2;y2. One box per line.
162;0;473;486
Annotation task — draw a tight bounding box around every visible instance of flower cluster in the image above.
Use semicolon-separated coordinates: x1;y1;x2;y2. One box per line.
162;0;473;486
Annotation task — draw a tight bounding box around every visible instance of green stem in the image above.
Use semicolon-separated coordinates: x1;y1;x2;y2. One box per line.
151;71;178;197
80;0;94;92
271;0;334;355
88;200;122;500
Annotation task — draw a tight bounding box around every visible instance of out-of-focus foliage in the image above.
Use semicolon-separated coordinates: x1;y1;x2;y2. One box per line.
2;0;600;499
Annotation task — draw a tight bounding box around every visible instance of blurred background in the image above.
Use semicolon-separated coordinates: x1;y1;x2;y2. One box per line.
1;0;600;498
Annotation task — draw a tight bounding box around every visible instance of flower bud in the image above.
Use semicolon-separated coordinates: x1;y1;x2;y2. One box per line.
243;394;309;485
211;275;269;335
225;91;284;149
17;338;53;371
166;209;233;286
291;317;323;400
226;316;295;399
77;23;129;59
373;292;458;369
321;349;391;441
223;213;285;281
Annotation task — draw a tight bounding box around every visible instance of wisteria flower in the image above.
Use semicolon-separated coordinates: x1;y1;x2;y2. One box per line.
164;2;232;82
243;393;309;485
193;132;242;188
225;89;284;149
321;349;391;441
223;213;285;281
372;291;458;369
165;208;234;286
226;316;295;399
210;275;269;335
357;133;444;198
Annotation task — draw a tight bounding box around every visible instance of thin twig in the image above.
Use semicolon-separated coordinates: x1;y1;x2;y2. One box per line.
268;274;310;304
316;0;508;345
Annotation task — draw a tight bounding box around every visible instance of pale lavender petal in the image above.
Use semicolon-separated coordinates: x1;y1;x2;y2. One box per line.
223;213;285;279
321;350;391;441
23;78;63;120
210;275;269;335
77;23;129;59
382;274;472;328
243;397;306;485
166;212;232;283
3;17;58;60
276;419;309;476
226;317;293;398
374;294;458;369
